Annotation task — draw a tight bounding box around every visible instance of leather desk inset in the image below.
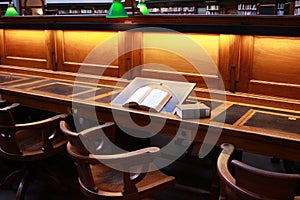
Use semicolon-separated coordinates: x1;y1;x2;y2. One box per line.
244;112;300;134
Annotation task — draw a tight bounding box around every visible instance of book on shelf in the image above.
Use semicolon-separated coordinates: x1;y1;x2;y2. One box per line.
175;102;211;119
123;85;172;112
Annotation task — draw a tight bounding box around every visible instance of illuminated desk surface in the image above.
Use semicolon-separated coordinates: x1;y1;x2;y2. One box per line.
0;71;299;162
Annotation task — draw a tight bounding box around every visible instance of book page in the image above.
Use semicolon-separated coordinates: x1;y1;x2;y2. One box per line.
124;86;152;105
140;88;171;112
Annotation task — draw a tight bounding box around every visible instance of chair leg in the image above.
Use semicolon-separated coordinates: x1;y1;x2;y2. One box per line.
0;169;25;189
16;171;32;200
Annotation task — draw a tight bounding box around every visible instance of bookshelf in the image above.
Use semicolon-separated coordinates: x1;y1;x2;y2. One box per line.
276;1;285;15
0;1;9;15
147;6;197;14
44;0;114;15
205;1;222;15
41;0;298;16
145;0;201;14
295;0;300;15
45;2;111;15
237;2;258;15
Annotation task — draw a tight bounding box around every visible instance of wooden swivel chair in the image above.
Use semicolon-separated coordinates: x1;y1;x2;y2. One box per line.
0;103;68;200
217;143;300;200
60;120;176;200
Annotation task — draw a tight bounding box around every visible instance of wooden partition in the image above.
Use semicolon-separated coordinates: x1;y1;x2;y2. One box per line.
0;15;299;104
0;29;53;69
247;36;300;99
141;33;220;89
56;30;120;77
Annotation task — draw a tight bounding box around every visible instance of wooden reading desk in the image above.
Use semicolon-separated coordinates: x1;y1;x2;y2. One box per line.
0;71;299;163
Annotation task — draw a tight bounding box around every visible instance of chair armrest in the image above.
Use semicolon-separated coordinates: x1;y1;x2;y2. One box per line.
15;114;68;150
13;114;68;130
0;100;10;108
67;143;160;169
0;103;20;111
217;143;236;185
79;122;115;137
91;146;160;165
217;143;281;200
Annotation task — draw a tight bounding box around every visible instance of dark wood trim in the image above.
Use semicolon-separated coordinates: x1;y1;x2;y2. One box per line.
0;15;300;36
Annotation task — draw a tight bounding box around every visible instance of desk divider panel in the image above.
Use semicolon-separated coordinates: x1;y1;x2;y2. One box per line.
0;30;51;69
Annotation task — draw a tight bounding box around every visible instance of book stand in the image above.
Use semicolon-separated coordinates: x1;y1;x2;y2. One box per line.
111;77;196;114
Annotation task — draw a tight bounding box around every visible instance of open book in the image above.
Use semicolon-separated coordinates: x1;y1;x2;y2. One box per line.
123;85;172;112
111;77;196;114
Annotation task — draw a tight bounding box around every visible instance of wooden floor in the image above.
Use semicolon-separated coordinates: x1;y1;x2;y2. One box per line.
0;148;288;200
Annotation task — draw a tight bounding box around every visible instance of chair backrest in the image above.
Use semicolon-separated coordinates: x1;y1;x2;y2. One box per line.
0;103;67;157
0;103;20;125
217;143;300;200
60;120;116;192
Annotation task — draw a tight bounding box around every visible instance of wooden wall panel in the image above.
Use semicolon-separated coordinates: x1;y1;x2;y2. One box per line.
0;27;299;102
118;31;142;79
141;33;220;89
1;30;49;69
56;30;119;77
248;36;300;99
236;35;254;92
218;34;241;92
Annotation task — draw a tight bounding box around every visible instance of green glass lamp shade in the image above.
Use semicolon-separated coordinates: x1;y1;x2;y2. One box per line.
5;4;19;16
106;1;128;18
137;2;149;15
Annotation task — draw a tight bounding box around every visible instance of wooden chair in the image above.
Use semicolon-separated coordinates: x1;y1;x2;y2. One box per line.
0;103;68;200
217;143;300;200
60;120;176;200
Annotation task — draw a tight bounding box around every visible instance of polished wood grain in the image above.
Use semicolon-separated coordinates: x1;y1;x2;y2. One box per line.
0;71;299;164
56;30;119;75
248;36;300;99
0;30;49;69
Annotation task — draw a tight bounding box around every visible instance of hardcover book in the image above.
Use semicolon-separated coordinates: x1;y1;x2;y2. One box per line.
175;102;211;119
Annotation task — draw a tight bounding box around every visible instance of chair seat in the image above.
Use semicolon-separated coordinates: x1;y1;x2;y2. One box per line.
16;129;67;152
78;163;175;199
90;164;175;194
0;129;67;161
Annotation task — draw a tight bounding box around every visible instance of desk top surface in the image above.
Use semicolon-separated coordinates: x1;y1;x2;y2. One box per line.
0;71;299;136
0;71;300;161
